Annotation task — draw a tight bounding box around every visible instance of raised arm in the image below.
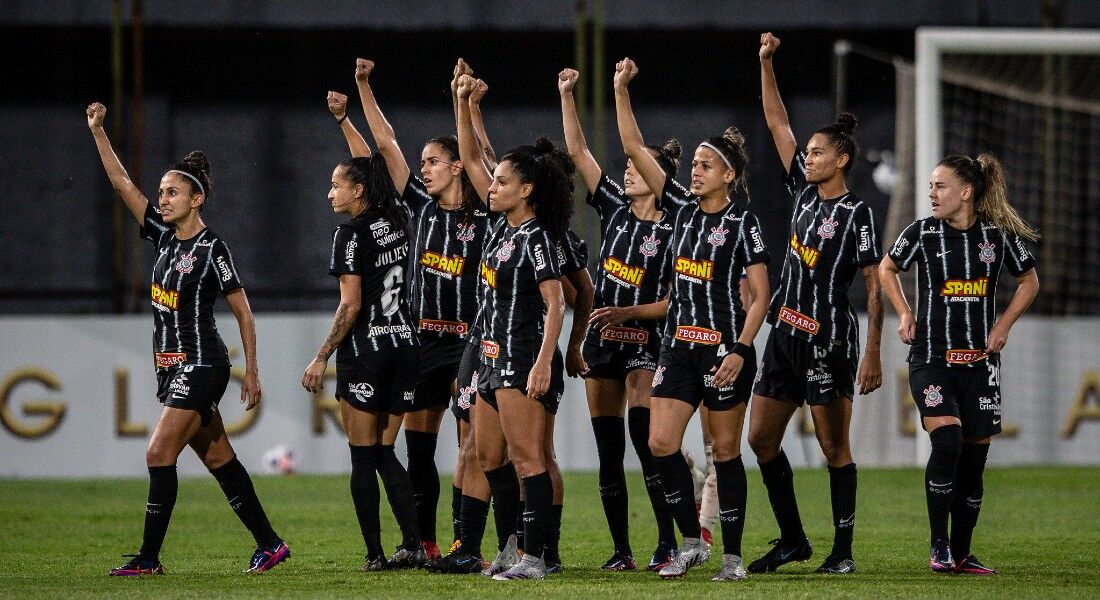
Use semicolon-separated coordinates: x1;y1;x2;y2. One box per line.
559;68;601;194
858;264;884;394
454;74;493;202
469;78;498;171
86;102;148;223
327;91;371;158
879;257;916;345
759;32;798;172
354;58;411;192
613;58;668;196
225;288;262;410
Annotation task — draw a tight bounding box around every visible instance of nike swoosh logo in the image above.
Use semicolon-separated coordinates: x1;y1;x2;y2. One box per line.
992;419;1001;426
928;481;950;488
936;250;951;257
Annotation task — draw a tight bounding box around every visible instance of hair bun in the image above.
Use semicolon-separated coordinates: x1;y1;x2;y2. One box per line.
183;151;210;176
722;127;746;147
533;137;556;156
662;139;682;161
835;113;858;136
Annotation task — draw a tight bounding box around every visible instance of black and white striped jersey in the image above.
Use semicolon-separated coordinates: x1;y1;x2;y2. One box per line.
661;179;770;350
556;228;589;276
477;217;562;370
888;217;1035;367
141;202;241;369
400;177;487;340
329;209;418;360
586;173;675;352
768;151;881;350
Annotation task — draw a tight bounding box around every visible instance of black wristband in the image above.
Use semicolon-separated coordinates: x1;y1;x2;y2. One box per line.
336;113;348;124
729;341;751;359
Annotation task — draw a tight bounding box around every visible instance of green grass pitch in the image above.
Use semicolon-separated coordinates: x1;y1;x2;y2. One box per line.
2;467;1097;598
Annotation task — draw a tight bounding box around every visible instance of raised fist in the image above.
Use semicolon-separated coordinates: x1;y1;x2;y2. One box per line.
760;32;781;61
355;58;375;82
86;102;106;130
558;68;579;95
327;91;348;119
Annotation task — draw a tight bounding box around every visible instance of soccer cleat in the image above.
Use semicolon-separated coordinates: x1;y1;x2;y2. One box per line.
929;539;955;573
658;538;710;579
748;537;813;573
492;554;546;580
246;541;291;573
647;542;678;571
700;526;714;547
711;554;748;581
448;539;462;554
389;544;428;569
954;554;995;575
108;554;164;576
422;540;442;563
481;534;521;576
360;555;390;572
600;551;637;571
545;559;563;574
815;553;856;574
430;550;485;574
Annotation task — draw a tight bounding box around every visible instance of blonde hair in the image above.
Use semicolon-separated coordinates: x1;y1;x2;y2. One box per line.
937;153;1039;241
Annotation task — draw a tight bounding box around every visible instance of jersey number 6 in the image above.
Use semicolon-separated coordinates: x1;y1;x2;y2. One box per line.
380;265;404;317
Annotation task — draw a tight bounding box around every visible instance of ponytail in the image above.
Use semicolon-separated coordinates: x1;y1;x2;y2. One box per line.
938;153;1038;241
814;112;859;177
338;154;409;231
701;127;750;202
499;137;575;241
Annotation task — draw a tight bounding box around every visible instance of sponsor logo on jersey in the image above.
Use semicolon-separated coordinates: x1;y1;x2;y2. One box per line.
1014;237;1029;259
707;225;729;247
674;325;722;345
455;222;477;243
554;242;566;267
480;262;497;288
639;234;660;257
891;236;910;256
778;306;821;335
941;278;988;301
922;384;944;408
345;238;357;270
151;283;179;311
421;251;465;277
603;256;645;287
496;240;516;262
978;241;997;264
419;319;469;336
817;216;839;240
154;352;187;369
215;256;233;283
175;252;196;274
750;225;765;253
674;257;714;281
534;243;548;271
481;340;500;359
367;324;413;339
859;225;871;252
946;349;988;364
790;233;820;269
600;326;649;345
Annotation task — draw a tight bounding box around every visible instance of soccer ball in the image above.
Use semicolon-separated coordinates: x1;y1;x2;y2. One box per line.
261;444;297;475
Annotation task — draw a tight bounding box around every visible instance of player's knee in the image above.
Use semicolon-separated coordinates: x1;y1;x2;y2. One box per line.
747;428;780;461
648;434;676;458
711;440;740;463
818;438;851;466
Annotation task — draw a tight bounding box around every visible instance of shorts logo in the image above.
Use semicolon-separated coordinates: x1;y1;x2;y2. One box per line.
625;353;657;372
496;240;516;263
652;365;666;387
175;252;196;274
790;233;820;269
817;217;839;240
155;352;187;369
603;256;645;287
674;325;721;345
674;257;713;281
480;262;497;288
168;373;190;397
403;391;415;403
778;306;820;335
639;234;660;257
703;373;734;391
923;385;943;408
481;340;500;359
421;251;466;277
457;371;478;409
977;242;996;264
707;225;729;247
455;222;477;243
946;349;988;364
600;326;649;345
151;284;179;311
215;256;233;282
348;382;375;403
941;278;988;301
419;319;469;336
977;394;999;412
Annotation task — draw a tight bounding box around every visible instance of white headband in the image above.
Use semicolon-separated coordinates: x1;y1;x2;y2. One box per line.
167;169;206;196
698;142;732;170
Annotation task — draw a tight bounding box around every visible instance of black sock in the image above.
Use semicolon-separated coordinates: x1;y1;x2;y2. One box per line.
350;444;384;559
209;456;280;548
376;444;421;550
139;465;177;561
951;443;988;559
759;450;807;543
925;425;962;545
404;430;440;544
629;407;676;547
515;500;526;552
521;472;553;558
484;463;520;551
714;456;747;556
828;462;857;558
652;451;701;539
592;416;631;555
459;495;489;558
545;504;564;563
451;485;463;543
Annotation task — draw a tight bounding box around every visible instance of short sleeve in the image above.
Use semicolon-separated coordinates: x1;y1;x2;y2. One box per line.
783;150;809;198
737;212;771;267
210;239;243;293
585;173;628;218
402;176;435;211
328;225;361;278
139;201;170;242
529;231;562;284
852;204;882;267
555;229;589;275
888;221;923;272
660;177;693;211
1003;232;1037;276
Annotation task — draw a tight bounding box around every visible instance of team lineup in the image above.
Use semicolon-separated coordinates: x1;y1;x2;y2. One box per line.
85;32;1040;582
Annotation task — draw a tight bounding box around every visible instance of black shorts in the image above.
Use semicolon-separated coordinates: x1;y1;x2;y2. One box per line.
909;358;1002;439
411;336;466;412
477;349;565;415
451;338;481;423
156;364;230;427
336;345;420;414
581;341;658;381
753;329;857;406
651;343;757;411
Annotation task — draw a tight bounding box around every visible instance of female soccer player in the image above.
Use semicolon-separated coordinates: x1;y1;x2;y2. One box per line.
614;58;771;581
558;66;682;571
746;32;884;575
88;103;289;576
300;153;424;571
881;153;1038;575
452;74;573;581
